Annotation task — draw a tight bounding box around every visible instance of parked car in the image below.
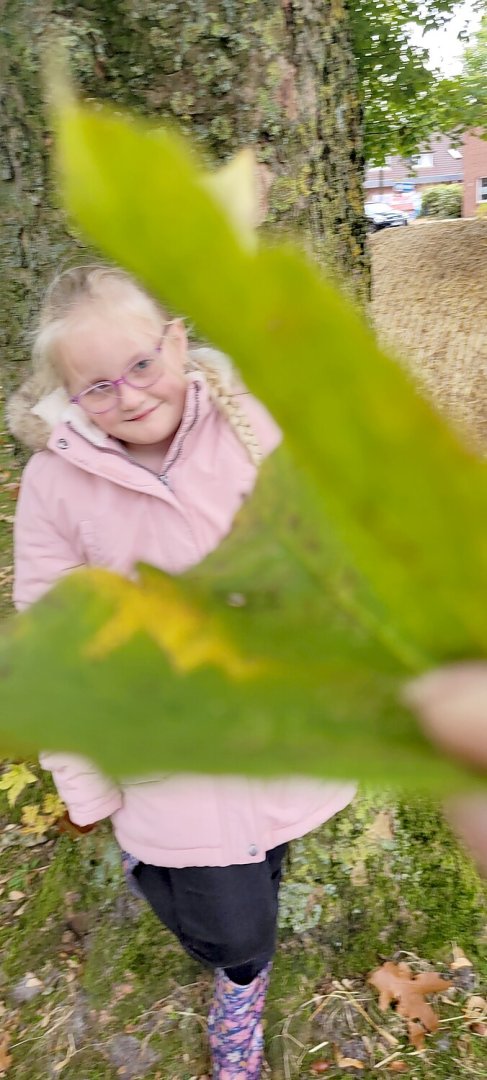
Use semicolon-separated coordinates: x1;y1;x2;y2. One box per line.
364;202;408;231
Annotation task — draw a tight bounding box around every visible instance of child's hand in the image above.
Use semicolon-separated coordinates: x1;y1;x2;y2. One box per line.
58;811;98;837
405;663;487;874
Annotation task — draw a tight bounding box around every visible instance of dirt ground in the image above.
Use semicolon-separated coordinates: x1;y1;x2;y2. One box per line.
370;219;487;451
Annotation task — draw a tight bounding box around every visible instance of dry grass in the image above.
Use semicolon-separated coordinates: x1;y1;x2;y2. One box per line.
370;219;487;450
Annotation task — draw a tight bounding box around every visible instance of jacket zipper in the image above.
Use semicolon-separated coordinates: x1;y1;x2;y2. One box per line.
158;381;200;489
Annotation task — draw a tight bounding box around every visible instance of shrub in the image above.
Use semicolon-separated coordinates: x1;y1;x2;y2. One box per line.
420;184;462;219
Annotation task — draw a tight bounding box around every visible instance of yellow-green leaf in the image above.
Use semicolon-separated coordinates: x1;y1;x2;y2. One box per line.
0;763;38;806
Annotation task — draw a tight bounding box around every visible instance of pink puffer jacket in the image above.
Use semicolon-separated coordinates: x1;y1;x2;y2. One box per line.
10;354;355;867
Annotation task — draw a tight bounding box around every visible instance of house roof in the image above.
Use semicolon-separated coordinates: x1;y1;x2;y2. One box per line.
365;135;464;189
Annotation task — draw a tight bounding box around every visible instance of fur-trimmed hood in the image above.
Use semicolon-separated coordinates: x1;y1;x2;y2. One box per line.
6;346;235;452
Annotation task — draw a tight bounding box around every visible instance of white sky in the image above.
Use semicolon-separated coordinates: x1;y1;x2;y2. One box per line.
408;1;483;75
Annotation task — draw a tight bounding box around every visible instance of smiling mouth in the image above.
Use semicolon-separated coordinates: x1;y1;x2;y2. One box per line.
127;405;159;422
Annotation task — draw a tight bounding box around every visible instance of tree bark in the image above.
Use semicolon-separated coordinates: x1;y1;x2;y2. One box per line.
0;0;368;390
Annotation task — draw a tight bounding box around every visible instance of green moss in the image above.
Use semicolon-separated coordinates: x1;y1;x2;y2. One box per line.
279;794;487;978
395;796;486;957
2;836;80;974
83;905;198;1004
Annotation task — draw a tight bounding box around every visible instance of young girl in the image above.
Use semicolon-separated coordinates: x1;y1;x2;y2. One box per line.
9;264;355;1079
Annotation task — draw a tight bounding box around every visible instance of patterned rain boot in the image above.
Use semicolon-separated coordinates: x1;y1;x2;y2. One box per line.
208;962;271;1079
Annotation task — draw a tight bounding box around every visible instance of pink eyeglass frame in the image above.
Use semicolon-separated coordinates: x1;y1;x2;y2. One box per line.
70;321;175;414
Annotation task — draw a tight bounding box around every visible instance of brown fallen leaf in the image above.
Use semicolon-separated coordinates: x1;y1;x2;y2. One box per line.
111;983;135;1004
0;1033;12;1073
464;993;487;1027
388;1063;407;1073
470;1022;487;1036
336;1058;364;1070
310;1063;331;1074
465;994;487;1011
407;1020;426;1050
368;961;451;1048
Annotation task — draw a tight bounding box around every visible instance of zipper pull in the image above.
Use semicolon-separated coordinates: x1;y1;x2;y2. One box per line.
159;473;170;488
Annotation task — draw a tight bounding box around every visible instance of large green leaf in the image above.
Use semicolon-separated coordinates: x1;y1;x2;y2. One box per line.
1;95;486;788
53;101;487;659
0;450;473;789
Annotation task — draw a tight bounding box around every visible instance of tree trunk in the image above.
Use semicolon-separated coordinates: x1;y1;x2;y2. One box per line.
0;0;368;391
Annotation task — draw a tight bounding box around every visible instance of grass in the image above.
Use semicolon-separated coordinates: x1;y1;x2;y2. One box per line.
1;784;486;1078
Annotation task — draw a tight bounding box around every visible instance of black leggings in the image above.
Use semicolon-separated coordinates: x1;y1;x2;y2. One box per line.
134;843;288;985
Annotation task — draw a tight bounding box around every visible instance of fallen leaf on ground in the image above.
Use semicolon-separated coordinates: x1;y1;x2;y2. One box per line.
67;912;90;937
368;961;451;1048
451;946;472;971
350;860;368;886
0;763;37;806
464;994;487;1017
310;1063;331;1074
470;1022;487;1036
408;1020;426;1050
0;1033;12;1072
11;904;26;918
367;811;394;843
111;983;135;1004
388;1063;407;1073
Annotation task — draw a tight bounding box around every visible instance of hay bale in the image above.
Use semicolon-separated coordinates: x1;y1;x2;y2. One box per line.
370;220;487;449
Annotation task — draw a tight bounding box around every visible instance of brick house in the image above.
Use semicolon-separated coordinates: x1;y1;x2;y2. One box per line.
462;130;487;217
365;135;463;214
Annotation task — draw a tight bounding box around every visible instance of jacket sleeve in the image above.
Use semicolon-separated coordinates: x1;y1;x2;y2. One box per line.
39;752;123;826
14;454;123;826
13;453;86;611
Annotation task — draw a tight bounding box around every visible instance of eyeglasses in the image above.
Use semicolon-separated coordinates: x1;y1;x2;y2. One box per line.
70;322;174;415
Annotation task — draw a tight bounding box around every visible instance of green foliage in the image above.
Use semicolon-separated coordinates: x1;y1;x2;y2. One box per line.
452;12;487;133
435;12;487;136
420;184;463;219
462;12;487;125
1;99;487;787
350;1;481;161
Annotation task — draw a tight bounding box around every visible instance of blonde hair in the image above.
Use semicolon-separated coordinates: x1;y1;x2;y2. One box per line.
30;263;262;466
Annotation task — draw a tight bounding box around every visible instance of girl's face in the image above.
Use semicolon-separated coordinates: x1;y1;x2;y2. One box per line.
59;303;188;448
